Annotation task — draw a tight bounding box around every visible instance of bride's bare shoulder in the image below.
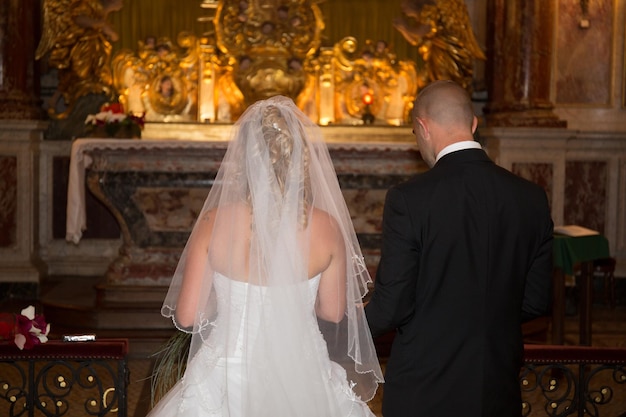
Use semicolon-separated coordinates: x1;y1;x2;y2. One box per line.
311;207;337;222
200;203;250;233
310;208;341;237
204;203;249;219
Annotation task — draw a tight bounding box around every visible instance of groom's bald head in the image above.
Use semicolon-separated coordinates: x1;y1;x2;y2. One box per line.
413;80;475;132
410;80;478;167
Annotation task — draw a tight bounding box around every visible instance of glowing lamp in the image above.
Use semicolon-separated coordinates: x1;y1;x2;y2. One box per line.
361;92;375;125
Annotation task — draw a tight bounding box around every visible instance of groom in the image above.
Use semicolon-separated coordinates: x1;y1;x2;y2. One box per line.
365;80;553;417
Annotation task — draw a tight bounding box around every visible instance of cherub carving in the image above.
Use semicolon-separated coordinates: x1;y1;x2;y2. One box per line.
394;0;485;93
36;0;123;118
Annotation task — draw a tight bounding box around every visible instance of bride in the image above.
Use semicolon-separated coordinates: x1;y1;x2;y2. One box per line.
147;96;383;417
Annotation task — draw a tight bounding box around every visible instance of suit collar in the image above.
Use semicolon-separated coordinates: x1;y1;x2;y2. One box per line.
434;147;490;165
435;141;482;163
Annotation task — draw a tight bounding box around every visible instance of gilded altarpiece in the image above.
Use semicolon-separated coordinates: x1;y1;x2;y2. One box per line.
111;0;418;125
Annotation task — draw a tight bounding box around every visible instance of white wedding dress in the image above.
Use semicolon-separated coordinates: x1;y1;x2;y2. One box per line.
147;272;377;417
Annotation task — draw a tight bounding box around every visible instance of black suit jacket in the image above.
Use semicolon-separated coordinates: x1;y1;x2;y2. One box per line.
365;148;553;417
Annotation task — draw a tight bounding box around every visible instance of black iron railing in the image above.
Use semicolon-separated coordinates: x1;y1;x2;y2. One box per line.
2;339;625;416
0;339;128;417
522;345;626;417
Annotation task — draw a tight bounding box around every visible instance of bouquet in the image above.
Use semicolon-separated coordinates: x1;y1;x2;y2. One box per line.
0;305;50;350
84;102;145;139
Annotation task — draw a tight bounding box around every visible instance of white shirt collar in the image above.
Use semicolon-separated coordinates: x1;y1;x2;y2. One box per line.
435;141;482;163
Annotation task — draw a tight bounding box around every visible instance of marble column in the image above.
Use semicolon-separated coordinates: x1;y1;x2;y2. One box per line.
0;1;45;298
483;0;566;127
0;0;42;119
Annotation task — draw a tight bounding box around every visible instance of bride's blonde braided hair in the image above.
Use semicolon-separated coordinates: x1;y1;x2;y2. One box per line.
261;105;312;228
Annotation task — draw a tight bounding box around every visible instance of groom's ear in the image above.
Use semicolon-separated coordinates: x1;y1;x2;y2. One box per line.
416;117;430;139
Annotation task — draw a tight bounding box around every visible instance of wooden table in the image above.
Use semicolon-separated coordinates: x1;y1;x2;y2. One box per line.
551;234;610;345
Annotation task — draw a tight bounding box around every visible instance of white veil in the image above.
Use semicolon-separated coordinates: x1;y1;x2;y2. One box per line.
160;96;383;416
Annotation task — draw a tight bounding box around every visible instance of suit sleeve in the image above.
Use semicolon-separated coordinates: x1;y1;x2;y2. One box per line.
365;187;420;337
521;193;554;322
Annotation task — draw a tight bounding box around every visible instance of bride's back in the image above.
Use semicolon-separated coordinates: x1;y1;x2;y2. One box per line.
207;204;343;283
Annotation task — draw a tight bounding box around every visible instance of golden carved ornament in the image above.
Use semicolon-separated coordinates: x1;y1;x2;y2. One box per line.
299;37;418;125
35;0;123;119
112;33;200;121
111;1;417;125
214;0;325;106
394;0;485;93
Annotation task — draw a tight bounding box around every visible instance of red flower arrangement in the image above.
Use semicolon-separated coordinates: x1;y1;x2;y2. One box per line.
84;102;145;139
0;305;50;350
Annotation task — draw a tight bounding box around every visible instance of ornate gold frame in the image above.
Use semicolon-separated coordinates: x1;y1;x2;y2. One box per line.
147;74;189;115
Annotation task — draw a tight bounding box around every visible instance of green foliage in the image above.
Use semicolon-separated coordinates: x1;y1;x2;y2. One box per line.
150;330;192;407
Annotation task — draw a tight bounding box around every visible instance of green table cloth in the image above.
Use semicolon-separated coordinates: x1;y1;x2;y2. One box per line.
553;234;610;275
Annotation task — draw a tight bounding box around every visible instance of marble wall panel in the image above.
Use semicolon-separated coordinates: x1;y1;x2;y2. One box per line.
0;156;17;247
132;176;412;240
564;160;608;232
133;187;210;232
482;127;626;275
618;159;626;255
511;162;555;208
90;171;215;248
99;171;415;249
337;173;414;256
0;121;46;287
555;0;613;105
342;189;387;235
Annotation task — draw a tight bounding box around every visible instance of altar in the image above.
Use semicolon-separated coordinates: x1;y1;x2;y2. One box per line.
54;121;626;335
67;125;424;306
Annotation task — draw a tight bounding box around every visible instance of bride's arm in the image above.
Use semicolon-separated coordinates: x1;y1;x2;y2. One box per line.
175;210;216;329
315;213;347;323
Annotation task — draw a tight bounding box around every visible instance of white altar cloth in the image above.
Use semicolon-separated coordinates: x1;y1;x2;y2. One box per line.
66;138;216;244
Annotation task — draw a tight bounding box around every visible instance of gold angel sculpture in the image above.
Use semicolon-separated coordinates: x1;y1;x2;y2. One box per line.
394;0;485;93
35;0;123;118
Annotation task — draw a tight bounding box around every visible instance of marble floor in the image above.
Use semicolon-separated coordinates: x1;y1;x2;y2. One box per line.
2;280;626;417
